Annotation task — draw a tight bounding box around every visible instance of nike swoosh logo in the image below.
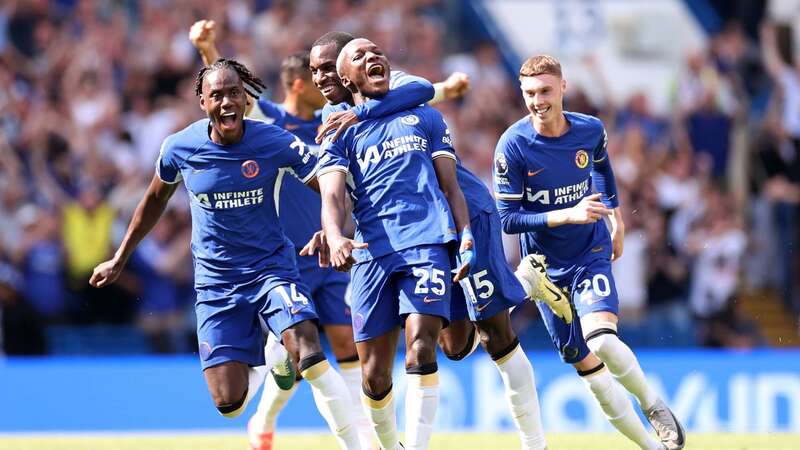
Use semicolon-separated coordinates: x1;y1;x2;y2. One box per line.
591;246;604;253
423;297;442;303
528;168;544;177
545;285;564;301
476;299;493;312
192;168;208;174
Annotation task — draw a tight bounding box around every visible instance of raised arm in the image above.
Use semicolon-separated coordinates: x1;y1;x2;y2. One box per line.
189;19;221;66
760;22;790;80
90;175;177;287
430;72;470;105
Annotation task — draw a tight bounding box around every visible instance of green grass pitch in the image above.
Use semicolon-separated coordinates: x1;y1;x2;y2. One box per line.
1;433;798;450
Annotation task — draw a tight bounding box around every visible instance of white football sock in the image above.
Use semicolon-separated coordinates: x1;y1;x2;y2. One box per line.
263;333;289;369
494;344;547;450
581;368;662;450
362;387;402;450
586;330;659;411
250;372;298;433
339;361;375;450
404;372;440;450
302;360;361;450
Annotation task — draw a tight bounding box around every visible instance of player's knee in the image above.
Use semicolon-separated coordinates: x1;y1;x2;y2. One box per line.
443;326;479;361
362;368;393;395
406;332;437;365
213;388;248;418
477;320;515;355
585;327;618;359
285;320;323;356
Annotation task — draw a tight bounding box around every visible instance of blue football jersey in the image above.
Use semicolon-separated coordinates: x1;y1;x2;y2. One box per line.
249;100;323;270
156;118;317;287
317;105;457;262
493;112;614;271
322;72;495;220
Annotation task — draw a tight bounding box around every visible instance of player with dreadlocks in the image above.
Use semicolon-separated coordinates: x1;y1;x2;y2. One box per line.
90;58;363;450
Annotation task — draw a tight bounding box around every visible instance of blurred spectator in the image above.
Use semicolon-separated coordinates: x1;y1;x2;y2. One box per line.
684;189;751;345
129;209;192;353
758;21;800;311
0;260;46;355
9;204;67;321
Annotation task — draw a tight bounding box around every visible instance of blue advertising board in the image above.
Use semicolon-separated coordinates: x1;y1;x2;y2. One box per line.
1;350;799;433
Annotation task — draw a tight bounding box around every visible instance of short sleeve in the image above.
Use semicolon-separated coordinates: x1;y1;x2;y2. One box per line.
276;130;318;183
247;99;278;124
492;134;524;201
321;102;349;123
425;109;456;161
592;124;609;163
155;137;182;184
316;135;350;177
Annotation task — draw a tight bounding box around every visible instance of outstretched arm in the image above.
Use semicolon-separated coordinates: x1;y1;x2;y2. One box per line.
90;175;177;287
316;71;470;143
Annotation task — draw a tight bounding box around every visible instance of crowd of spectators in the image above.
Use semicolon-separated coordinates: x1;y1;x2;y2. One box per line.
0;0;796;355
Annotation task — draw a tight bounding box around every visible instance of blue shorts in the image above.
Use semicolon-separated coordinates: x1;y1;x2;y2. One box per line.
349;244;452;342
535;255;619;364
299;257;351;326
451;211;527;322
195;272;318;370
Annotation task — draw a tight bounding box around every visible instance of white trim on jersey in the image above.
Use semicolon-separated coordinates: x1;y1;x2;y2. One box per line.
494;192;523;200
274;168;286;216
317;165;349;177
154;156;182;184
247;102;276;124
431;151;456;160
300;165;318;184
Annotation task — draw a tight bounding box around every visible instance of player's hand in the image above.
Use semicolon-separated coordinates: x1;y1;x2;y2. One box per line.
89;258;124;288
443;72;470;100
300;230;331;267
567;193;611;224
328;235;368;272
452;228;475;282
189;20;216;51
316;110;359;144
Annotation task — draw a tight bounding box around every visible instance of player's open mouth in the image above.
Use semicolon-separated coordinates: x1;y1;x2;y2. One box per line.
534;105;551;117
367;64;386;81
220;111;238;128
320;83;336;95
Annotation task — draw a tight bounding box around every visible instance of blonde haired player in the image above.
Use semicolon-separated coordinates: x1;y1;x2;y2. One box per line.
495;55;685;450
